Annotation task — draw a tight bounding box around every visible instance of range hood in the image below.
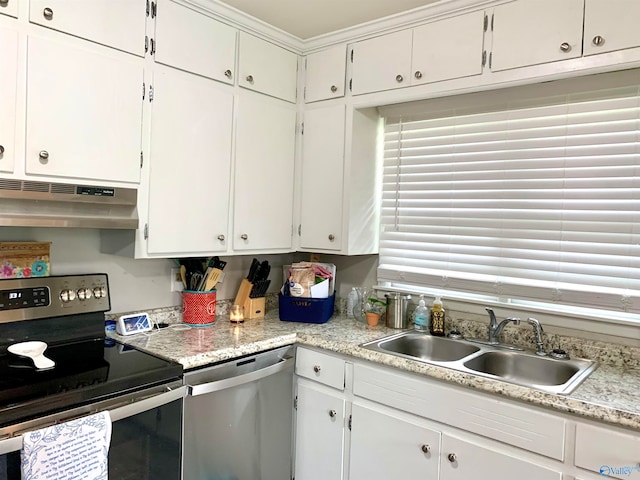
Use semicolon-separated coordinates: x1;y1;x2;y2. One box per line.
0;179;139;229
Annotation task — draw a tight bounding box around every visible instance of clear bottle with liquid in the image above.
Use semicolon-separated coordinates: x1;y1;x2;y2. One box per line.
429;296;445;336
347;287;363;319
413;295;429;332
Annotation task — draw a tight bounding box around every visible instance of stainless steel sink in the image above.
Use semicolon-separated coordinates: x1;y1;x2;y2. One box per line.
373;331;481;362
361;331;597;395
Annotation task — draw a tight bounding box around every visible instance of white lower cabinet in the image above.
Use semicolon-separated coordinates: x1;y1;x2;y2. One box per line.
294;380;346;480
146;67;233;255
349;402;440;480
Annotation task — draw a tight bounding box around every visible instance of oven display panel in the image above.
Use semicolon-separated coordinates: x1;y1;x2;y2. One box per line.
0;287;50;310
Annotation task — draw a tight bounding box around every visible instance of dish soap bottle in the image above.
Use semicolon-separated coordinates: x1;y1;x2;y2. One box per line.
429;296;445;336
413;295;429;331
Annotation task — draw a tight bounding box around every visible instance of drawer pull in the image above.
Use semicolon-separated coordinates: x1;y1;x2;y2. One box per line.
330;85;337;93
43;7;53;20
447;453;457;463
328;409;336;418
560;42;571;53
313;365;321;373
421;444;430;453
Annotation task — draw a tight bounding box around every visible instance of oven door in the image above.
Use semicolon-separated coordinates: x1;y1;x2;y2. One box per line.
0;383;185;480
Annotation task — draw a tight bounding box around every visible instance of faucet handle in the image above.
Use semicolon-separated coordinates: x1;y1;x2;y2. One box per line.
485;307;497;325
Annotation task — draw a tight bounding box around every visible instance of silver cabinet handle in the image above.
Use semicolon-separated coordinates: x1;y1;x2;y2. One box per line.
395;74;404;83
414;71;423;79
328;234;335;241
217;235;225;241
560;42;571;53
0;0;9;6
0;145;4;156
313;365;321;373
447;453;457;463
330;85;337;93
421;444;430;453
43;7;53;20
328;409;337;418
224;69;232;79
240;234;248;240
592;35;605;47
246;75;254;83
39;150;49;163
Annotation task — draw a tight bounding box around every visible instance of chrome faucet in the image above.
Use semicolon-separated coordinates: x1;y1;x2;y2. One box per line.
526;317;546;356
486;307;520;345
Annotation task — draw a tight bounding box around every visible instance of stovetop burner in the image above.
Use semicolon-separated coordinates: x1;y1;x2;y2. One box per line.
0;274;183;428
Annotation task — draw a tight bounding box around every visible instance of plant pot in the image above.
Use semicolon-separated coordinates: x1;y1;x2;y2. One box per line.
365;312;381;326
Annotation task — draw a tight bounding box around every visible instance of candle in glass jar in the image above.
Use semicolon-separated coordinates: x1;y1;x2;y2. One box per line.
230;304;244;323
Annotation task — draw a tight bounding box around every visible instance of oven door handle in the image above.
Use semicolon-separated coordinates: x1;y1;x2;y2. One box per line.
188;356;293;397
110;385;186;422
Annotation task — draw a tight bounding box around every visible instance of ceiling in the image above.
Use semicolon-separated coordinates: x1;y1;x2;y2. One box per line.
220;0;442;40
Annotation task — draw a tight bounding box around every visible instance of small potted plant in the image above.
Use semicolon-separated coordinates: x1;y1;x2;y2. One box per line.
363;295;386;326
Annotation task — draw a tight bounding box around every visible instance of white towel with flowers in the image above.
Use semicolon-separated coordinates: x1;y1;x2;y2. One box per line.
21;411;111;480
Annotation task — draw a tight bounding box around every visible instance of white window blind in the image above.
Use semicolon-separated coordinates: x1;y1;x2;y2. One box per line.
378;72;640;317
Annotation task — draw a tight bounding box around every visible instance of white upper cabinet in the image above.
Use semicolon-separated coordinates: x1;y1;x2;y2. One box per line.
25;36;143;184
304;45;346;103
146;68;233;255
490;0;584;72
238;32;298;103
300;104;345;251
583;0;640;56
0;26;18;174
411;11;485;85
350;29;413;95
233;92;296;251
153;0;237;84
29;0;146;57
0;0;18;18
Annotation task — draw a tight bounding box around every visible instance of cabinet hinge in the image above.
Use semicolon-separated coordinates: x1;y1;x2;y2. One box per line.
301;122;304;135
349;78;352;92
303;86;306;100
293;395;298;410
145;35;149;54
142;82;145;100
350;49;354;63
348;414;352;430
151;1;157;18
298;224;301;236
149;84;154;102
491;13;494;31
146;0;150;17
482;50;486;67
489;52;493;69
140;151;144;168
483;14;488;32
143;223;149;240
150;37;156;55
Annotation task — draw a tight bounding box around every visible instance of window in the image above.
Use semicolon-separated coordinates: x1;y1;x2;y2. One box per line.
378;71;640;320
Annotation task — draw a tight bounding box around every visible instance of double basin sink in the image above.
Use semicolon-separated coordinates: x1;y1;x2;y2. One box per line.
361;331;597;395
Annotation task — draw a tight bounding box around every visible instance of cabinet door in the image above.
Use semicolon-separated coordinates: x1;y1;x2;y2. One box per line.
305;46;346;103
0;0;18;18
412;11;485;85
29;0;146;56
0;26;18;173
440;434;562;480
349;403;440;480
238;32;298;103
154;0;236;84
350;29;412;95
146;68;232;255
300;104;345;251
583;0;640;56
294;381;345;480
26;36;143;184
575;423;640;480
233;93;296;251
490;0;584;72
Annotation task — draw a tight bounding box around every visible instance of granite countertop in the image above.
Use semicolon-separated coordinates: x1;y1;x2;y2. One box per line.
114;310;640;432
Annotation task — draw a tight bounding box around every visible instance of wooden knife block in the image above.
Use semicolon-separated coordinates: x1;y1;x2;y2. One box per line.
244;297;265;319
234;279;253;307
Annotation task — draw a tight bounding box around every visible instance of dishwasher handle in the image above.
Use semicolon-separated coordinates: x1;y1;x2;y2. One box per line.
188;356;294;397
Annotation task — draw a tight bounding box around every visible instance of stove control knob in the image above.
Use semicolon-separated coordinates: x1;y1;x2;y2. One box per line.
93;287;107;299
77;288;93;301
60;289;76;303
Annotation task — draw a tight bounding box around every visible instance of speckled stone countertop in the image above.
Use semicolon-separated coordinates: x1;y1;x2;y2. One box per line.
112;309;640;432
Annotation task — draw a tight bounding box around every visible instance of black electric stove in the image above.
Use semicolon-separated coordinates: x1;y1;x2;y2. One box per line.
0;274;182;428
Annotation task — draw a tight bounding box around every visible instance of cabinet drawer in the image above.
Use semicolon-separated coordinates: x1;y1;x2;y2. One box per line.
575;423;640;479
296;347;345;390
353;362;565;460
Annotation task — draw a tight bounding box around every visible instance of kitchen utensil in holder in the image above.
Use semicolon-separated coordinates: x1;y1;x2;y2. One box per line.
183;290;217;326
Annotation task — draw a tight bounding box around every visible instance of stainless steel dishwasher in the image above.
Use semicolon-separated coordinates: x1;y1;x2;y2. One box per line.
183;345;295;480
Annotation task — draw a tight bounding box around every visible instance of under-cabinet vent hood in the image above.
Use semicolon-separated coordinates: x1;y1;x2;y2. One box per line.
0;179;139;229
